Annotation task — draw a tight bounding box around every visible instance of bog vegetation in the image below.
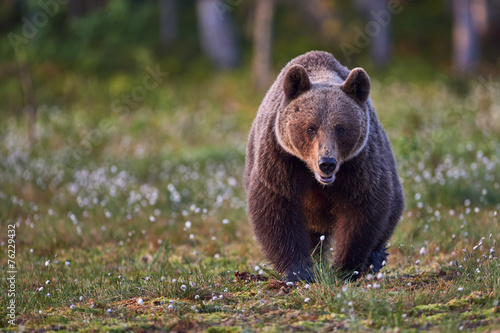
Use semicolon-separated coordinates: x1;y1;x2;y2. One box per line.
1;71;499;331
1;1;500;332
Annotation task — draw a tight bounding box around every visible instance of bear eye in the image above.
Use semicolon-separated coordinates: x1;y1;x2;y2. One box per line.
336;126;346;135
307;126;317;134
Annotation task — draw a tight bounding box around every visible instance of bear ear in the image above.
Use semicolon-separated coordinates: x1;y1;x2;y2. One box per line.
341;67;371;104
283;65;311;100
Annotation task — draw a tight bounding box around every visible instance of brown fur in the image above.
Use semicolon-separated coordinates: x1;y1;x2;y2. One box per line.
245;51;404;281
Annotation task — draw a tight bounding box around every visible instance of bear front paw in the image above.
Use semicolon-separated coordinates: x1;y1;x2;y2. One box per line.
285;267;314;283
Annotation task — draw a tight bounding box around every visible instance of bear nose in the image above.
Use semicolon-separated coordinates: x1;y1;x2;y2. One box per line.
319;157;337;174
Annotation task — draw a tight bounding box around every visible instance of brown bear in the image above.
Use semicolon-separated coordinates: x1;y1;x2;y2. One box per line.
245;51;404;282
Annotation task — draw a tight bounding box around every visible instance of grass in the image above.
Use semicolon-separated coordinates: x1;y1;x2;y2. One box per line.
1;69;500;332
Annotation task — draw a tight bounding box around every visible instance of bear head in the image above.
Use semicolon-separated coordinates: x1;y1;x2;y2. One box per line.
275;64;371;185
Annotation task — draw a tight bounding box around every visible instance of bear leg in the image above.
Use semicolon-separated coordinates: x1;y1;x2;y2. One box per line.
247;183;313;282
331;214;380;277
368;244;388;272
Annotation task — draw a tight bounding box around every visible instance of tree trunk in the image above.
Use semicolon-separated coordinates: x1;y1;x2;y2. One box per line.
159;0;177;46
354;0;391;68
16;52;36;148
288;0;334;31
452;0;486;74
252;0;275;90
196;0;240;69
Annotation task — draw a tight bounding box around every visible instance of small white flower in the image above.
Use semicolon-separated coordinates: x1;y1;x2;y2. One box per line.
45;280;50;285
106;308;112;314
304;298;310;303
167;304;174;310
149;215;156;222
39;310;43;314
373;283;380;289
376;272;384;280
65;261;70;266
415;260;421;265
180;284;187;291
137;298;144;305
222;219;229;224
419;247;426;255
353;271;359;275
79;296;85;302
214;253;220;259
366;274;373;281
304;284;310;290
45;260;50;267
161;276;166;282
458;287;463;291
195;295;200;300
70;304;76;310
320;235;325;242
286;281;294;287
382;260;387;266
185;221;192;229
475;268;481;274
38;287;44;292
172;279;177;283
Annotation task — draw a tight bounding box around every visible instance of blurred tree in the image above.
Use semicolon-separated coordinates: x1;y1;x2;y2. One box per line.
354;0;392;68
287;0;335;32
196;0;240;69
68;0;109;18
18;55;36;148
252;0;275;90
159;0;177;46
451;0;487;74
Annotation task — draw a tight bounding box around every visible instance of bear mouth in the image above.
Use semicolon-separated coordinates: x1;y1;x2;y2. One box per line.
316;173;336;185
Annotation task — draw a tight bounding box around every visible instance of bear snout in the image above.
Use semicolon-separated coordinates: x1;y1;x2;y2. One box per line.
319;157;337;174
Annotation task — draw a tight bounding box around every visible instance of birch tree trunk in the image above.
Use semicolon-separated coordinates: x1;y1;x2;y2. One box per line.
452;0;487;74
196;0;240;69
252;0;275;90
159;0;177;46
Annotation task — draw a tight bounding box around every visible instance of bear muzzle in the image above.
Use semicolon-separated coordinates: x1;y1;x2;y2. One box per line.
316;157;338;184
